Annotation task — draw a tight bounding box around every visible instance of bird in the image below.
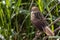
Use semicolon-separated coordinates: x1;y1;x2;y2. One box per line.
31;6;54;36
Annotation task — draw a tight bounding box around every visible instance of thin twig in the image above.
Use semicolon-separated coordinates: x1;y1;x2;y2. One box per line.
43;36;49;40
48;17;60;27
45;2;60;18
20;13;30;31
54;26;60;33
49;36;60;39
29;0;34;11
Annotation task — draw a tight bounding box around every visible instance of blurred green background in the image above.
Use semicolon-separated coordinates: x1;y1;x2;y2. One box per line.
0;0;60;40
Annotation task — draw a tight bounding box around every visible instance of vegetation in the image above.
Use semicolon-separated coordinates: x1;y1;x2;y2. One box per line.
0;0;60;40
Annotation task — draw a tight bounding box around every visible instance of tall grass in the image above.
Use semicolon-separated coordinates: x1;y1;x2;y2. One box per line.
0;0;60;40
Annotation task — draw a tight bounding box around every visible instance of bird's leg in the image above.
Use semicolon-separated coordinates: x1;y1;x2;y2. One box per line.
33;30;42;40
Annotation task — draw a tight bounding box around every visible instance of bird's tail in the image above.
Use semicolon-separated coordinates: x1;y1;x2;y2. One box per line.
43;27;54;36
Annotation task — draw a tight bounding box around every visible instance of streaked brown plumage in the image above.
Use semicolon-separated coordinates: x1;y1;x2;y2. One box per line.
31;6;54;36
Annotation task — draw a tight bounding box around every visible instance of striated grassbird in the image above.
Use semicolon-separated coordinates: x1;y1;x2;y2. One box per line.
31;6;54;36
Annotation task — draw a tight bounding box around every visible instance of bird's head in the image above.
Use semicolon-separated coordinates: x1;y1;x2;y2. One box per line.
31;6;40;14
31;6;41;20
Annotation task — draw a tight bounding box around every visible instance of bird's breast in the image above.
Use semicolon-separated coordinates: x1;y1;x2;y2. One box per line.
31;18;47;31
